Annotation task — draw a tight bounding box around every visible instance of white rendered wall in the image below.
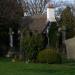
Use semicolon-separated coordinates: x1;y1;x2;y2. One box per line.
24;12;27;16
47;8;56;22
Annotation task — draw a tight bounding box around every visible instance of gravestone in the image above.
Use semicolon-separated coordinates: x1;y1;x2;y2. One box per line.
65;37;75;59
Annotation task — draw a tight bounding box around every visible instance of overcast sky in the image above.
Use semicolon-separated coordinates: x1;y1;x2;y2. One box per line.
52;0;74;4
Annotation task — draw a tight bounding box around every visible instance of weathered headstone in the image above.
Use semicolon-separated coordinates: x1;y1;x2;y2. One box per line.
65;37;75;59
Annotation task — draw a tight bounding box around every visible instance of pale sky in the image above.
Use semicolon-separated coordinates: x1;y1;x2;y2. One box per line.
52;0;74;4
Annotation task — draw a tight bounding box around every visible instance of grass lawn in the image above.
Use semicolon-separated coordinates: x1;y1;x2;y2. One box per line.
0;59;75;75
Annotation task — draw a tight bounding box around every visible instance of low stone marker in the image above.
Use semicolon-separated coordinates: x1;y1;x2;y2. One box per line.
65;37;75;59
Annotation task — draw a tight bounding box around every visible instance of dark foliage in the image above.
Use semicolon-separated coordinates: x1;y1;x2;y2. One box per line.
37;48;61;64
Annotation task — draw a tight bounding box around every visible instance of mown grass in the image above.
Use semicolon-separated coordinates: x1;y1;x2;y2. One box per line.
0;58;75;75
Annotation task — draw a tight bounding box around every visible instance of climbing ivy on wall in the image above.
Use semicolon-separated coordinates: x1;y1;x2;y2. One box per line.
48;22;58;49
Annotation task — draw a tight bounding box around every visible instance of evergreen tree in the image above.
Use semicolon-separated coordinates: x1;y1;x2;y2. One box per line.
0;0;23;28
0;0;23;56
61;7;75;39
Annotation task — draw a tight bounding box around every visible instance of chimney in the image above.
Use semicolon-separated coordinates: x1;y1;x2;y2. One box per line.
47;3;56;22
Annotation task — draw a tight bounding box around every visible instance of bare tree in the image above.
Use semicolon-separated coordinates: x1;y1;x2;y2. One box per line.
22;0;50;15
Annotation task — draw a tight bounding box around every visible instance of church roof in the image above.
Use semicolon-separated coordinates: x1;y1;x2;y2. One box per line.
21;15;48;33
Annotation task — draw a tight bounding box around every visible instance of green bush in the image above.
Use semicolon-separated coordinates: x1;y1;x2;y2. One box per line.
37;48;61;64
21;29;45;61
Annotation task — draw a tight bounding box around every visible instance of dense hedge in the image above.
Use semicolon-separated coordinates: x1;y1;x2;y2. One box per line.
37;48;61;64
21;29;45;61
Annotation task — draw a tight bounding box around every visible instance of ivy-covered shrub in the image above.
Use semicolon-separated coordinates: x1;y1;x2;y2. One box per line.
21;28;45;62
48;22;58;48
37;48;61;64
